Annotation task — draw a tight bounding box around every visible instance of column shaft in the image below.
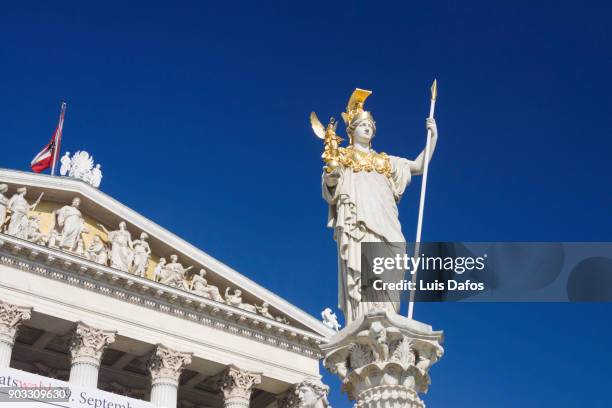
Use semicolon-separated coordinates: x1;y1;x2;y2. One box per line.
150;383;178;408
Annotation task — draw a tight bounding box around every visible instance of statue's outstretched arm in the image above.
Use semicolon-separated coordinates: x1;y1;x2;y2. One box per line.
407;118;438;176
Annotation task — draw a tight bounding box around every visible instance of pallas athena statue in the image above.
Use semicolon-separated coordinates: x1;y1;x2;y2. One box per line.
312;88;438;324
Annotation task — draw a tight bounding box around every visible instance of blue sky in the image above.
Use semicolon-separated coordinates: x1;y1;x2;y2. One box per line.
1;1;611;406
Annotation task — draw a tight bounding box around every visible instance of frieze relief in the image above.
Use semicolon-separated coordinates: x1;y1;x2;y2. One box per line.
0;185;292;325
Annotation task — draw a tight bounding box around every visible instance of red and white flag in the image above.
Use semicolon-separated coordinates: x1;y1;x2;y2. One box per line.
31;101;67;174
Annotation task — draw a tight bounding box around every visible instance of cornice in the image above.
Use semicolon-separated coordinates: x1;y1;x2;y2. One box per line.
0;233;325;358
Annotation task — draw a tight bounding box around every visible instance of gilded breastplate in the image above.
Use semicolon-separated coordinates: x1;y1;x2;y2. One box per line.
338;147;392;178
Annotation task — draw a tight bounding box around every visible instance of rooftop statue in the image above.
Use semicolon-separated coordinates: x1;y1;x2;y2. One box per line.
321;307;341;332
98;221;133;272
60;151;103;188
0;184;8;231
131;232;151;277
313;88;439;324
190;269;224;302
6;187;43;240
86;235;109;265
160;254;191;290
53;197;86;251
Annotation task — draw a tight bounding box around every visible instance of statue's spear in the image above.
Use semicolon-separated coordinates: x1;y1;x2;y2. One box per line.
408;79;437;320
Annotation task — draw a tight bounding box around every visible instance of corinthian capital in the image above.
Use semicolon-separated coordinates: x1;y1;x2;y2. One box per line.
218;365;262;402
0;302;32;345
148;344;193;386
70;322;116;366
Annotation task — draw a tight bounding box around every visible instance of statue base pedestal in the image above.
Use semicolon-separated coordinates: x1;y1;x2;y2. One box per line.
321;311;444;408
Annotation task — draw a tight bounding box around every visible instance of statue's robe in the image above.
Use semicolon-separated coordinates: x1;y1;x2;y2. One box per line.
56;205;84;250
108;229;133;272
7;195;30;239
323;155;412;323
132;241;150;277
0;194;8;230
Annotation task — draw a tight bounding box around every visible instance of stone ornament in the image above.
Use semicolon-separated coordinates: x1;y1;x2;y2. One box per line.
0;184;9;232
159;254;192;289
321;308;341;332
190;269;224;302
5;187;43;239
69;321;116;367
98;221;133;272
86;235;109;265
225;288;257;313
131;232;151;277
60;151;103;189
217;365;262;404
0;302;32;345
279;379;331;408
321;311;443;408
52;197;86;251
148;344;193;386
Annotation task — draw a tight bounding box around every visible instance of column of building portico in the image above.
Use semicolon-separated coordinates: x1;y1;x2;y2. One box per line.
0;301;32;367
148;344;193;408
218;365;262;408
68;321;116;388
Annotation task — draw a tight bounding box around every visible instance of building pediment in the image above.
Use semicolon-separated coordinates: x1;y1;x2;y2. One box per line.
0;168;333;345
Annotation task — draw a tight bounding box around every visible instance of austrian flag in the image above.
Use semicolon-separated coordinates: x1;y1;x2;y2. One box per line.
31;102;67;173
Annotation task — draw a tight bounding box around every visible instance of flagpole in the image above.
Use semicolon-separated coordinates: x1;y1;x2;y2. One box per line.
408;80;437;320
50;101;66;176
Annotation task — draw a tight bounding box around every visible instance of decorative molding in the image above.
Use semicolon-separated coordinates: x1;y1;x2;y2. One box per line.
218;365;261;404
148;344;193;386
0;301;32;346
70;321;116;367
0;235;324;358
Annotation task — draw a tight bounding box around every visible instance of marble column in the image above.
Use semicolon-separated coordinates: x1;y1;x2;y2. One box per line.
148;344;193;408
218;365;262;408
321;311;444;408
69;322;116;388
278;379;331;408
0;302;32;367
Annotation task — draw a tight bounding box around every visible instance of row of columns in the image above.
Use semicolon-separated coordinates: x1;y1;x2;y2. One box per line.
0;301;267;408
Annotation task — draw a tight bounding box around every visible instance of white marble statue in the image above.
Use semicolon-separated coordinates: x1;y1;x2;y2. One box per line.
90;164;103;188
160;254;191;289
255;302;275;319
190;269;224;302
54;197;86;251
26;215;47;245
61;151;104;188
98;221;133;272
224;288;257;313
6;187;43;239
153;257;167;282
69;151;94;180
131;232;151;277
0;184;8;231
59;152;71;176
321;307;341;332
86;235;108;265
317;89;438;323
